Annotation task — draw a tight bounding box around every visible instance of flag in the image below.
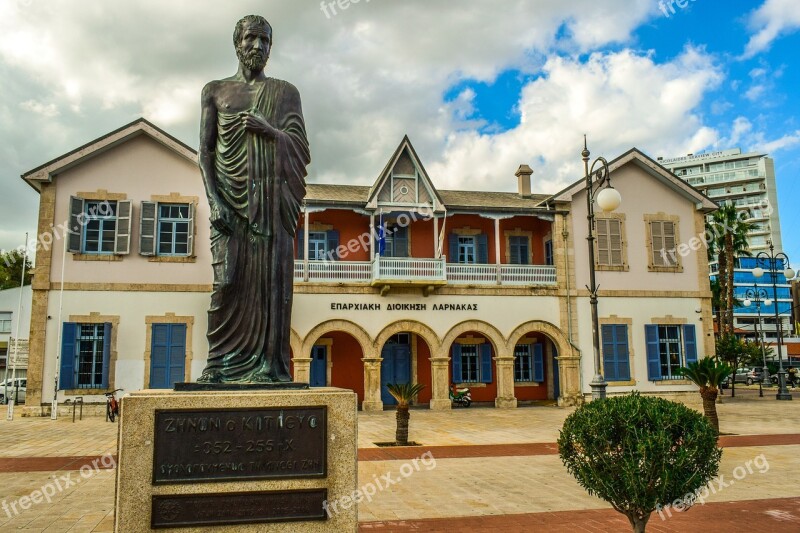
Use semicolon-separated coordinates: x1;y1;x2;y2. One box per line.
436;213;447;258
378;210;386;257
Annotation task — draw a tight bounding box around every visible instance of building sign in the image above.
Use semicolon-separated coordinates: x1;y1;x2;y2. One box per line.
660;149;741;166
8;338;28;369
152;407;327;484
330;302;478;312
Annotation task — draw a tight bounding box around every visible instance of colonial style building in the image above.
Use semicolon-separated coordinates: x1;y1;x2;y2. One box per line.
20;119;717;415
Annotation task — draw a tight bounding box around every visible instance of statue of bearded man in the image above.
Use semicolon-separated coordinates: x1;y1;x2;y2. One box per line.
197;15;310;383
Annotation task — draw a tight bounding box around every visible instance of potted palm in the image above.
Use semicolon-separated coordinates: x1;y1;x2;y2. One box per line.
679;357;732;433
386;383;425;446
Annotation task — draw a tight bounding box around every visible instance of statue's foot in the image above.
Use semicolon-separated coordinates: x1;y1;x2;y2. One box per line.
247;370;274;383
197;370;223;384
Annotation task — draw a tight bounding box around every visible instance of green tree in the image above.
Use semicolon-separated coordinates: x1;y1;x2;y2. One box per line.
0;249;33;290
558;394;722;533
386;383;425;446
715;334;747;396
679;357;732;433
706;204;755;336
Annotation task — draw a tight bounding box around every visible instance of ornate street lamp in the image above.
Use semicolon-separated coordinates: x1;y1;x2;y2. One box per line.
582;137;622;400
743;286;772;387
752;240;796;400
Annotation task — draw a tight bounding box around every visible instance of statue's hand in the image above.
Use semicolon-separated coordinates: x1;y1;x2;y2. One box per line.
210;200;234;235
239;111;277;138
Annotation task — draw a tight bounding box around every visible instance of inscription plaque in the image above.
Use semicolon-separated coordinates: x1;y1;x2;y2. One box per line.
151;489;327;528
153;407;327;484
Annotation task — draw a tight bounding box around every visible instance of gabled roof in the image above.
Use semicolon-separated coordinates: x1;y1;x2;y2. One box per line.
546;148;718;212
365;135;445;212
21;118;197;192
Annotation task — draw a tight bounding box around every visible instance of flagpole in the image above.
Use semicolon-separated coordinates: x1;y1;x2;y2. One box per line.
6;233;28;421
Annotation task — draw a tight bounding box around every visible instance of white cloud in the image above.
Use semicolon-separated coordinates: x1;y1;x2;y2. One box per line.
743;0;800;58
428;46;724;193
19;99;59;118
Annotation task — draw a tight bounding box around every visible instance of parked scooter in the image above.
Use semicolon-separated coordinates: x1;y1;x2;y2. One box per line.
449;384;472;407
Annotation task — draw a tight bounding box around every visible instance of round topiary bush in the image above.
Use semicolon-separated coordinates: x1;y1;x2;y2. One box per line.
558;393;721;533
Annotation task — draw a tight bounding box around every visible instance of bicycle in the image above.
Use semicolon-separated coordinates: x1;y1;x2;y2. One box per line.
105;389;123;422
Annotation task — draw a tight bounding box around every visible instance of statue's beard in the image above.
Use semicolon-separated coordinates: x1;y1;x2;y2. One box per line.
237;48;268;72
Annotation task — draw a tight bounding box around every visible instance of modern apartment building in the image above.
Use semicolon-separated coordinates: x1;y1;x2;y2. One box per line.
19;119;716;415
660;148;782;254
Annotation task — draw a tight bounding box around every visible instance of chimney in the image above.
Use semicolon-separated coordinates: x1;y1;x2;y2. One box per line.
516;164;533;198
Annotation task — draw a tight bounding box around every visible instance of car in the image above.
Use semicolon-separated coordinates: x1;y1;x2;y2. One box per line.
724;368;760;386
771;366;800;386
0;377;26;404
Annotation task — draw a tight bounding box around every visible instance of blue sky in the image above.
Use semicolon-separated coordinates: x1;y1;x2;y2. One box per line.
0;0;798;265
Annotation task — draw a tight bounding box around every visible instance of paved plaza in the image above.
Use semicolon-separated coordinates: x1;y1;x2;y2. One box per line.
1;390;799;531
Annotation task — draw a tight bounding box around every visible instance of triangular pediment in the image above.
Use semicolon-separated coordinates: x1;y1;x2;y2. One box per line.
366;136;445;213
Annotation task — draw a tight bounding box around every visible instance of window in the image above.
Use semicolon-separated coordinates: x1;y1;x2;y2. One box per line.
451;343;492;384
601;325;630;381
458;237;476;264
596;219;623;267
157;204;191;256
449;233;488;264
648;220;678;268
308;232;328;261
509;236;530;265
544;240;553;266
68;197;131;255
59;322;111;390
514;343;544;382
0;312;11;334
297;229;340;261
645;324;697;381
0;344;6;368
383;224;409;258
140;201;195;257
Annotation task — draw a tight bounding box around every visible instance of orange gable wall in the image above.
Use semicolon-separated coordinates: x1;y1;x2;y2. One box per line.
409;218;436;258
499;216;553;265
328;331;365;404
299;210;372;262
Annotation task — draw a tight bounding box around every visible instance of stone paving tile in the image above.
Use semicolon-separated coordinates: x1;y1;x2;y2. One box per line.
360;497;800;532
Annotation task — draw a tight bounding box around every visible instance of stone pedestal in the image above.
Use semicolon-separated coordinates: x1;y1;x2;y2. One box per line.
115;388;357;532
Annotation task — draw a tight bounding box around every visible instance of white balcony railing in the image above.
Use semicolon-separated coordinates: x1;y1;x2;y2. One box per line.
294;259;557;286
373;256;447;282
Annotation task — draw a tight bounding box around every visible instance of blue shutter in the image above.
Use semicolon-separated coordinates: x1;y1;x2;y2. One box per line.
451;344;462;382
683;325;698;365
646;325;661;381
616;325;631;381
533;344;544;382
509;237;520;265
169;324;187;387
480;343;493;383
326;230;340;261
520;238;530;265
448;234;458;263
297;232;304;259
101;323;112;389
150;324;169;389
59;323;78;389
393;226;409;258
602;325;617;381
476;234;489;264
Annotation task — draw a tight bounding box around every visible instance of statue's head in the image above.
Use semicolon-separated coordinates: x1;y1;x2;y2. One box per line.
234;15;272;72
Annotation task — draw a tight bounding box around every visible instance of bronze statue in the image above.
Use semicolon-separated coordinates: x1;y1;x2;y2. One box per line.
197;15;310;383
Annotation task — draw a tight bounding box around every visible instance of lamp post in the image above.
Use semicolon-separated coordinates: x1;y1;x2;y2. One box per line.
743;286;772;387
582;137;622;400
752;240;796;400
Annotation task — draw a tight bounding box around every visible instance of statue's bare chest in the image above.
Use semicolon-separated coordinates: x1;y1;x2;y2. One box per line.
215;83;263;113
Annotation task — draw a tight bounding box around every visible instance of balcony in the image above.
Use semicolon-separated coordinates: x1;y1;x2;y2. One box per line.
293;257;557;288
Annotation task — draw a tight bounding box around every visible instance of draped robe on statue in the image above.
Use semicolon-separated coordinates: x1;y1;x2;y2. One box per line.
200;78;309;383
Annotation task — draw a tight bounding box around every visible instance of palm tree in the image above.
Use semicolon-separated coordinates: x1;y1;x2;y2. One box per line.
679;357;732;433
706;204;756;336
386;383;425;446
